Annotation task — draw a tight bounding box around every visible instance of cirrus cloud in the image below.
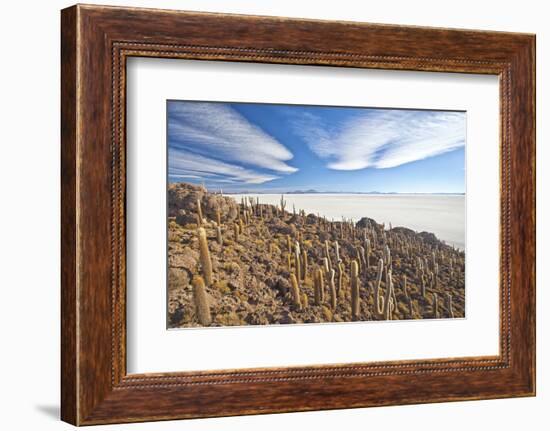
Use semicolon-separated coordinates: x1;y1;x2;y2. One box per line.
168;102;297;186
169;148;280;185
294;109;466;170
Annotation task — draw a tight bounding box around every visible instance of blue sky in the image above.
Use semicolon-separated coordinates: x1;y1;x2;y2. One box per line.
167;101;465;193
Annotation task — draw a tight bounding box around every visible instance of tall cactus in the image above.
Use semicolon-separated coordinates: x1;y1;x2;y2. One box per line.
294;243;301;284
375;258;384;316
433;293;439;318
314;268;324;305
446;293;454;318
198;227;213;286
421;274;426;298
356;247;362;274
239;218;245;234
233;222;239;242
301;293;309;310
329;268;337;310
358;245;366;269
406;294;414;319
322;257;330;276
383;244;392;269
383;270;394;320
216;224;223;245
416;256;423;278
324;240;332;270
337;262;345;296
301;249;308;281
192;275;211;326
290;273;302;310
196;198;203;225
287;253;292;272
351;260;360;321
364;238;371;269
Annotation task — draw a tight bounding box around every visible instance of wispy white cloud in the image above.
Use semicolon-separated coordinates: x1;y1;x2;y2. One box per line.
168;149;280;185
168;102;298;174
294;110;465;170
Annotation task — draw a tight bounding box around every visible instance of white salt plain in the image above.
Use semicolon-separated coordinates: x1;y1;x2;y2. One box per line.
229;194;465;250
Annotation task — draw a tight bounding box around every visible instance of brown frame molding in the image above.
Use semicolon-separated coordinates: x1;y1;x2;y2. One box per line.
61;4;535;425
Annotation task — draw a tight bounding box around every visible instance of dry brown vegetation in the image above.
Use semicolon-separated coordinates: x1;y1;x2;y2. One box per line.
168;182;465;328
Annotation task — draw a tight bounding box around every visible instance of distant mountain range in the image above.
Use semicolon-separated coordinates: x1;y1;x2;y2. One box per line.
223;190;465;195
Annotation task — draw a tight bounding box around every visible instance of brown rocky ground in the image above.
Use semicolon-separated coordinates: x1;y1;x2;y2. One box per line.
167;182;465;328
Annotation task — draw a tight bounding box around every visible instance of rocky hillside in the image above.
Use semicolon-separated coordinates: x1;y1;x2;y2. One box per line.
167;182;465;328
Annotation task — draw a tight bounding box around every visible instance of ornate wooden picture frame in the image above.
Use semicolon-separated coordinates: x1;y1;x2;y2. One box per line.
61;4;535;425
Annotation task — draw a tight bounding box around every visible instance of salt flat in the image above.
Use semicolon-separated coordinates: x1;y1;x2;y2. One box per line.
229;193;465;250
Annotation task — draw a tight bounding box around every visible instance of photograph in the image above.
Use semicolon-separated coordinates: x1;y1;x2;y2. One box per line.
166;100;466;328
51;3;536;426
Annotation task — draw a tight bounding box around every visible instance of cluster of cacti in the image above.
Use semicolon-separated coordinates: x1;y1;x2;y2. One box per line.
169;185;466;327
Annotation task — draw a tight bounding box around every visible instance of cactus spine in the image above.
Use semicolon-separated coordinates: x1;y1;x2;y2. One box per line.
198;227;213;286
192;275;211;326
350;260;360;320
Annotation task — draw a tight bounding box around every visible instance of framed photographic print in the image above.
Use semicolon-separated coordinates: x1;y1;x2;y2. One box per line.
61;4;536;425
